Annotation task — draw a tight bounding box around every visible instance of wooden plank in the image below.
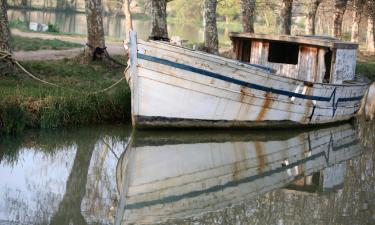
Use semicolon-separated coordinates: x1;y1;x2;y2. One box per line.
230;32;358;49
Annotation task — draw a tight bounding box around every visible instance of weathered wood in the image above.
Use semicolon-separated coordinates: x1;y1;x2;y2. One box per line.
229;32;359;49
126;39;368;128
332;49;357;84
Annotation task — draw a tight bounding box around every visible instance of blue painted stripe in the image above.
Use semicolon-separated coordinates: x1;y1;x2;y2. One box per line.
138;53;363;104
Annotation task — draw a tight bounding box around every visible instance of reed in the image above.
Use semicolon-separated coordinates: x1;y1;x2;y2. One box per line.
0;57;130;135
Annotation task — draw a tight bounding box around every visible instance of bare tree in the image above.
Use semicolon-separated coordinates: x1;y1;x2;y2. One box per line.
305;0;322;35
333;0;348;39
123;0;133;41
351;0;365;42
0;0;13;75
240;0;256;33
366;0;375;52
150;0;168;40
204;0;219;54
280;0;293;35
84;0;106;59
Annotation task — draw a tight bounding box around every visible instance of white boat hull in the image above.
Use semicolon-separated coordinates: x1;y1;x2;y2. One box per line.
127;33;369;128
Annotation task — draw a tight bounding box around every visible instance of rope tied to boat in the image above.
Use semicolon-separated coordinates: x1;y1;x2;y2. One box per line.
0;50;129;94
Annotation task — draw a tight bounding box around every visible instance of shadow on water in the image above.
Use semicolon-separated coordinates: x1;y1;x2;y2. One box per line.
0;124;132;225
0;121;374;225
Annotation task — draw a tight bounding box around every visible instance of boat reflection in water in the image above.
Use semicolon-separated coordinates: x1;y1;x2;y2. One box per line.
115;124;363;225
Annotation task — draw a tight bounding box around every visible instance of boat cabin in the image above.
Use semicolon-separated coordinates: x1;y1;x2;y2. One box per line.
229;32;359;84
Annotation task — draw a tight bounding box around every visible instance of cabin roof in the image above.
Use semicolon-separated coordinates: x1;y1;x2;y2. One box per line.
229;32;358;49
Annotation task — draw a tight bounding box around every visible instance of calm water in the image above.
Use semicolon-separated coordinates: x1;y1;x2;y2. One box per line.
7;9;238;45
0;121;374;225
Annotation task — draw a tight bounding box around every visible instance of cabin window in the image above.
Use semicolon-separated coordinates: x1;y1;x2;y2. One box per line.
268;42;299;65
323;49;332;83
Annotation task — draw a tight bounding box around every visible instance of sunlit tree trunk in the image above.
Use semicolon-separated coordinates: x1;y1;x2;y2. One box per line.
305;0;322;35
150;0;168;40
367;16;375;52
84;0;106;59
204;0;219;54
280;0;293;35
240;0;256;33
333;0;348;39
123;0;133;41
351;0;364;42
0;0;11;53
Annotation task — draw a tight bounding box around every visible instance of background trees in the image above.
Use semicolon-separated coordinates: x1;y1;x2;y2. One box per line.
333;0;348;38
280;0;293;35
305;0;322;35
240;0;256;33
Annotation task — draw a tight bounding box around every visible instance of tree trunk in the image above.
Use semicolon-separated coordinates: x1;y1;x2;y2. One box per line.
333;0;348;39
204;0;219;55
150;0;168;40
123;0;133;41
351;0;364;42
0;0;11;53
280;0;293;35
305;0;322;35
0;0;14;76
367;16;375;52
84;0;106;60
240;0;256;33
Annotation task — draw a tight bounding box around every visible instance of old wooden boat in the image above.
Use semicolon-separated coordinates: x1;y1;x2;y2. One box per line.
126;31;370;128
114;124;363;225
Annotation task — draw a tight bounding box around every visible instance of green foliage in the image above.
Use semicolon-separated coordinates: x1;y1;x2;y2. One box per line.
0;102;27;134
8;18;28;30
11;35;83;51
217;0;240;23
168;0;203;23
47;23;60;33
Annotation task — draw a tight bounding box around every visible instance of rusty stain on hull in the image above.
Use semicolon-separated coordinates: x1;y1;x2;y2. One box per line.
256;92;272;121
254;142;266;173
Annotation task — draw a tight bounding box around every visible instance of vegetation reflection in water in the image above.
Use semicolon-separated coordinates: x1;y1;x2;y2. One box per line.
0;121;374;225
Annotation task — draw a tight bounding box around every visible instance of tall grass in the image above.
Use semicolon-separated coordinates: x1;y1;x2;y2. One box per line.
0;57;130;135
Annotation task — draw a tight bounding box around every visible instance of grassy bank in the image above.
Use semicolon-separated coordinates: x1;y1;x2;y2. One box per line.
357;52;375;81
0;57;130;135
11;35;83;51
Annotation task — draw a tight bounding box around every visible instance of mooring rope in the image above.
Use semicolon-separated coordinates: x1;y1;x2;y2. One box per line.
0;50;129;94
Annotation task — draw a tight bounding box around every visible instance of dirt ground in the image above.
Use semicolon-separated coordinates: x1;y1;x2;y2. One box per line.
12;29;126;61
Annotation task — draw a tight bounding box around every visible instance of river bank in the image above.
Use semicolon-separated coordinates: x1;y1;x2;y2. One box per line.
0;54;130;135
